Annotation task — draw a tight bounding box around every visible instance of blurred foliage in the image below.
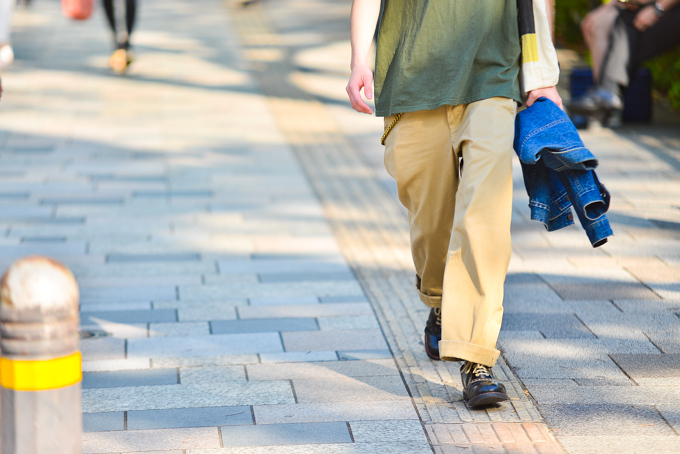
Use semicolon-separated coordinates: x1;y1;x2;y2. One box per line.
644;48;680;110
554;0;592;51
555;0;680;110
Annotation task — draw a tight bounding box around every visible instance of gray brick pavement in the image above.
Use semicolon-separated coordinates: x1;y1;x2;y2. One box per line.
3;0;680;452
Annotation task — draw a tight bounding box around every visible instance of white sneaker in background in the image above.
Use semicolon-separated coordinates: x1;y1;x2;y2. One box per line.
0;45;14;70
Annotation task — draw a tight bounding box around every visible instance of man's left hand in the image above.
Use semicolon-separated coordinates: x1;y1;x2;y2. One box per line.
526;86;562;108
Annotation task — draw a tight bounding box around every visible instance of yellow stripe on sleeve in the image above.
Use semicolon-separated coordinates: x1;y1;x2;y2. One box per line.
0;352;82;391
521;33;539;64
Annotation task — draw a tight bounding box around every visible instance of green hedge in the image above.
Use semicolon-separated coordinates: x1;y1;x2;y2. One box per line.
555;0;680;110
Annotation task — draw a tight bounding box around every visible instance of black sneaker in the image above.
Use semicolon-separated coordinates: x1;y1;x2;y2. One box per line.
460;362;509;408
424;307;441;360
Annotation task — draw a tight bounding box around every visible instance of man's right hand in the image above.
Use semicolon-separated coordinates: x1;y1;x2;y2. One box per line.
346;63;374;114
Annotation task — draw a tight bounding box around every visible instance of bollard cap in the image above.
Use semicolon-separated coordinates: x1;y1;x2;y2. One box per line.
1;256;79;322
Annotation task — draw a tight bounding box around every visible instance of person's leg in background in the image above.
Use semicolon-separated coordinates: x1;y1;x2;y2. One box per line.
104;0;138;73
0;0;15;69
604;5;680;88
581;2;620;84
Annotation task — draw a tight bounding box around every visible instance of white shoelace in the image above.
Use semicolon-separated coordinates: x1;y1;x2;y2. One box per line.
464;362;492;380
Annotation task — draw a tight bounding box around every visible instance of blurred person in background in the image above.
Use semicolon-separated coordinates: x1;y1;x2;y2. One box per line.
104;0;137;73
572;0;680;119
0;0;15;69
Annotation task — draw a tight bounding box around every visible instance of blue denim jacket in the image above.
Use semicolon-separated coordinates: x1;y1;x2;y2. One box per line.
514;98;613;248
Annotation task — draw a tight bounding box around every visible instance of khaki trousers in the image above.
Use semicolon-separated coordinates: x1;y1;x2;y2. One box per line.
383;97;516;367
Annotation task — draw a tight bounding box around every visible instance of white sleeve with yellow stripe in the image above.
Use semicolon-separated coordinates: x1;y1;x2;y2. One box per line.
518;0;560;97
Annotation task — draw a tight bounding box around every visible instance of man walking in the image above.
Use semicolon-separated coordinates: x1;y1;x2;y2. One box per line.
346;0;561;407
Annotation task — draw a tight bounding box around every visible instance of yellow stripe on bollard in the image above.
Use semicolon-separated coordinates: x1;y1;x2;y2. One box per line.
0;352;82;391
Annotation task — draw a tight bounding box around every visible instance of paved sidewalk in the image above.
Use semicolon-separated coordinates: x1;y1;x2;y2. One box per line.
1;0;679;453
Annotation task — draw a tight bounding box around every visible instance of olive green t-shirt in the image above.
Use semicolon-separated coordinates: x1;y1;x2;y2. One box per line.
374;0;522;117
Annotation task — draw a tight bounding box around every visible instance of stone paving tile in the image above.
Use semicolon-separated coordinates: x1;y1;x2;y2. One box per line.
578;312;680;332
259;351;339;363
349;420;428;443
152;355;259;368
106;253;202;263
128;406;253;430
657;404;680;434
179;281;365;301
610;354;680;378
220;422;351;447
337;350;394;360
81;337;126;361
248;296;320;306
72;262;218;278
180;366;247;384
501;313;595;339
82;358;151;373
499;340;630;380
319;295;370;303
503;286;570;314
83;369;179;389
614;299;680;313
317;315;380;330
259;272;356;283
253;400;418;424
154;299;247;309
128;333;283;358
498;330;545;340
81;302;153;312
81;322;149;339
293;376;409;403
82;310;177;325
539;268;639;284
83;381;294;413
217;259;351;275
573;377;637;387
247;359;399;380
149;322;211;337
539;404;676;437
83;412;125;432
210;318;319;334
189;442;433;454
78;275;203;288
549;282;660;300
282;329;388;352
646;332;680;354
178;306;239;322
524;384;680;405
558;436;680;454
0;242;88;257
238;303;374;319
82;427;220;453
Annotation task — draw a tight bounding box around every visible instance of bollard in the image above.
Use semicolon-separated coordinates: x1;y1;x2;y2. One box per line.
0;256;82;454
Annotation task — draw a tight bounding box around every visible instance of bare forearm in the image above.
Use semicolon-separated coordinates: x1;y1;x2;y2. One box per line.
657;0;680;10
350;0;381;69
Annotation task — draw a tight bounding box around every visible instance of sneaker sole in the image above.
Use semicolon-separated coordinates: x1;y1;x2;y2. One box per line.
464;391;509;408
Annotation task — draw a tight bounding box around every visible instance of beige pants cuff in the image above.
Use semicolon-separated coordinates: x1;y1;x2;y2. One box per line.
439;340;500;367
416;276;442;308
